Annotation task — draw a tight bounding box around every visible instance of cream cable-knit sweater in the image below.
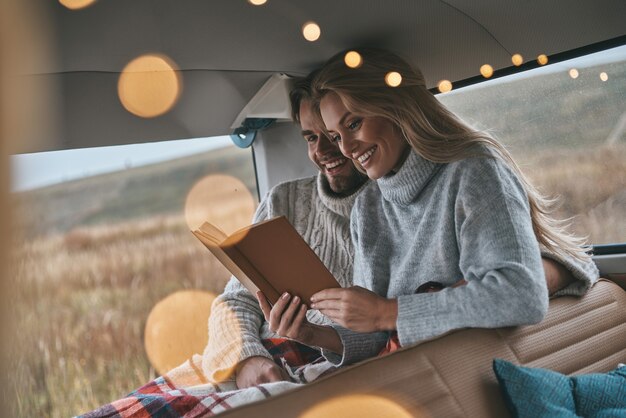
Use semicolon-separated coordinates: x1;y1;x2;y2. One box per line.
202;174;366;381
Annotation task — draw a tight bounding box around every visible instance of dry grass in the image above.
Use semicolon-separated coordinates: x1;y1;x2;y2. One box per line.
8;214;234;417
7;145;625;417
518;143;626;243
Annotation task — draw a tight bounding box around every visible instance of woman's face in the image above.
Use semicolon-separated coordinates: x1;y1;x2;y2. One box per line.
320;92;409;180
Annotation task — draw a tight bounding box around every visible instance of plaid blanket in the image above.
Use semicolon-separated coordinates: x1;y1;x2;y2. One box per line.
76;339;339;418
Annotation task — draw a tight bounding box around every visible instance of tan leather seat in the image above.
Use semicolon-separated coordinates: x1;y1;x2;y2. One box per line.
220;280;626;417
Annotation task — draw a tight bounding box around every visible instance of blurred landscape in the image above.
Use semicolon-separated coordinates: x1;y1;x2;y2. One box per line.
8;61;626;417
9;145;258;417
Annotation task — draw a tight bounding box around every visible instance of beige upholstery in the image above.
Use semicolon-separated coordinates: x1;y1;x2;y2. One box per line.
220;280;626;417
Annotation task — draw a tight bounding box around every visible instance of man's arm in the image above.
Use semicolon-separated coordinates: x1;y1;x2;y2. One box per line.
202;278;279;385
540;248;599;297
202;195;289;387
543;257;575;295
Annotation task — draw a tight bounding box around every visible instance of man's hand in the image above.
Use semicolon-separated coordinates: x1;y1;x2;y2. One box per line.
542;257;575;295
235;356;289;389
310;286;397;332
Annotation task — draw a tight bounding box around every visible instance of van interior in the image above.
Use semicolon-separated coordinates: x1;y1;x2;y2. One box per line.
4;0;626;416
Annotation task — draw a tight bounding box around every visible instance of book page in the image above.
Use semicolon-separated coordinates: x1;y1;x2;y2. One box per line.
196;222;228;244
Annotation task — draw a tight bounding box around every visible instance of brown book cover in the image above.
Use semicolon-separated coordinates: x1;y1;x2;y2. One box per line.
192;216;340;305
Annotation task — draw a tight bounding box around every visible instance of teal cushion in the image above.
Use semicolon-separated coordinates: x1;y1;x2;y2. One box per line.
493;359;626;418
573;365;626;417
492;358;576;418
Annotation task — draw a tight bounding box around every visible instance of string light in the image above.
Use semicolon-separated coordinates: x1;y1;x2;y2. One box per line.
537;54;548;65
58;0;96;10
344;51;363;68
438;80;452;93
512;54;523;66
569;68;579;79
480;64;494;78
385;72;402;87
302;22;321;42
600;72;608;81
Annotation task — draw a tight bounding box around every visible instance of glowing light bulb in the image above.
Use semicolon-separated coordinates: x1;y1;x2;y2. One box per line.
480;64;494;78
118;54;182;118
344;51;363;68
600;72;608;81
537;54;548;66
569;68;579;79
300;394;415;418
59;0;96;10
184;174;255;235
512;54;523;66
248;0;267;5
144;290;217;376
385;72;402;87
438;80;452;93
302;22;321;42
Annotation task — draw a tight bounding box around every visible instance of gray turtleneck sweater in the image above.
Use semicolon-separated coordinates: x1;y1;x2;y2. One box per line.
202;173;366;381
327;150;599;366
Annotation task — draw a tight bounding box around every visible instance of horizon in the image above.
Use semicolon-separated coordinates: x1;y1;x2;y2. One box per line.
11;135;233;192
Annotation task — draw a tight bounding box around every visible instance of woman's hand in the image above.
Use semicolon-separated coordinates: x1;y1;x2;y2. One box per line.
256;291;315;345
310;286;398;332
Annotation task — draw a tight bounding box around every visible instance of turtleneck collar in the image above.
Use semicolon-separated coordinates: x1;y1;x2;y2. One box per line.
316;172;369;218
377;150;442;205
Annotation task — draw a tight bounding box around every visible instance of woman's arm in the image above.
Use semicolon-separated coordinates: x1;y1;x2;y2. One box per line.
256;291;343;354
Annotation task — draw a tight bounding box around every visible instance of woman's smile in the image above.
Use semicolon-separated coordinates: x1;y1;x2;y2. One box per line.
320;92;408;180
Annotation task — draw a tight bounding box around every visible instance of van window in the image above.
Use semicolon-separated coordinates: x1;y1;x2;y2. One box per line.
438;45;626;245
10;139;257;417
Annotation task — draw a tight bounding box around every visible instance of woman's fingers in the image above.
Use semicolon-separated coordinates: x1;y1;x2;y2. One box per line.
311;288;344;302
289;304;308;333
277;295;301;334
256;291;272;321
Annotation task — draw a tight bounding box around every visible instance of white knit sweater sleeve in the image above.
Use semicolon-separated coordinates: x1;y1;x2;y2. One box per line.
201;197;273;382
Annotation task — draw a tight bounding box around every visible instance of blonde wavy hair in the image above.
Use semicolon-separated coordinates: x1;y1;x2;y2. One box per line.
310;48;589;260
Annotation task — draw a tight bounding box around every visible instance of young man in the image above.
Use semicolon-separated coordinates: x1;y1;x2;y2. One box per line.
202;76;598;388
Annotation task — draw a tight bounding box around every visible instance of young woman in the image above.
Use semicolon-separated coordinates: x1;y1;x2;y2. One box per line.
258;49;598;366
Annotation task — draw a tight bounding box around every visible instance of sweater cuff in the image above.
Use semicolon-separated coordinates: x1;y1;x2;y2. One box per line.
541;250;599;297
321;325;388;366
396;293;445;347
203;340;272;383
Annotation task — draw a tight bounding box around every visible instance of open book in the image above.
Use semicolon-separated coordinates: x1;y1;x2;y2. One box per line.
192;216;340;305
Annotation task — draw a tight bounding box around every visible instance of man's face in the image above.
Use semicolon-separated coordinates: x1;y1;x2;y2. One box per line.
299;100;367;196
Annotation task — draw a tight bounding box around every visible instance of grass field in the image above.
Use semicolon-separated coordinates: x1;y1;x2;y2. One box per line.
7;142;625;417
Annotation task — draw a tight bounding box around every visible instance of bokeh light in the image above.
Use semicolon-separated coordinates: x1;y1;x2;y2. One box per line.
118;54;182;118
248;0;267;5
569;68;579;79
300;394;417;418
537;54;548;65
480;64;493;78
59;0;97;10
512;54;523;66
385;71;402;87
344;51;363;68
184;174;256;236
600;72;608;81
437;80;452;93
302;22;321;42
144;290;216;375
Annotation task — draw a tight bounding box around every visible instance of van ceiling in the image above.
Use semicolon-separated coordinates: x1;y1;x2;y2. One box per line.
15;0;626;153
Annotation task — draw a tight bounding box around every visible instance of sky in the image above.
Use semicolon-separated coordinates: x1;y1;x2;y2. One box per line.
11;135;233;192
